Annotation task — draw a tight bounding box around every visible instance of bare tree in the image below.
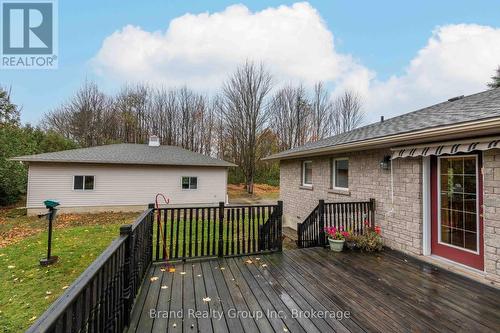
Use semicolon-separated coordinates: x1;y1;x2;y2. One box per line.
331;90;364;135
269;85;310;150
310;81;333;140
221;61;272;194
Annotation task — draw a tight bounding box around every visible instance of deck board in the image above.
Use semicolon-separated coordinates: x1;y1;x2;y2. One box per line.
128;248;500;333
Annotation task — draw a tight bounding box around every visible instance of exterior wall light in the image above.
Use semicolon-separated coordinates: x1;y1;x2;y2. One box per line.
380;155;391;170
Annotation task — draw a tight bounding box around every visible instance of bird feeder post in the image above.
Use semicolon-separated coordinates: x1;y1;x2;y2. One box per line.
39;200;60;266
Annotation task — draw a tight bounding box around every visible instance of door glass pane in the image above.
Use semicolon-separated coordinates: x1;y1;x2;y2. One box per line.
464;232;477;251
439;156;477;251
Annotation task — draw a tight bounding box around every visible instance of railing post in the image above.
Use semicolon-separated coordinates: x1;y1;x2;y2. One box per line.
277;201;283;251
148;203;155;261
297;222;302;248
120;224;133;327
318;199;325;246
218;202;225;257
369;198;375;228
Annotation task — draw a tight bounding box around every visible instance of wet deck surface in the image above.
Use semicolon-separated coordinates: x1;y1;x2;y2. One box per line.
128;247;500;333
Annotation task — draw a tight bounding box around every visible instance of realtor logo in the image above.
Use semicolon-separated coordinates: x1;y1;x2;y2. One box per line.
1;0;57;69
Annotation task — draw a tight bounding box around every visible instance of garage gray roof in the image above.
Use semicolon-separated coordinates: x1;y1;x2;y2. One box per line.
12;144;236;167
265;88;500;160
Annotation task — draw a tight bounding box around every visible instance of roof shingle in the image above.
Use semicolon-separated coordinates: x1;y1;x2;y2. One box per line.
266;88;500;160
12;144;236;167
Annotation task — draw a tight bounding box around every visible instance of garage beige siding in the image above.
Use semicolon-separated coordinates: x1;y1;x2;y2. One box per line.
26;163;228;209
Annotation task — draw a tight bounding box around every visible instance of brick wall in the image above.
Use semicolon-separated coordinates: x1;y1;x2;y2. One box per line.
483;150;500;283
280;149;423;255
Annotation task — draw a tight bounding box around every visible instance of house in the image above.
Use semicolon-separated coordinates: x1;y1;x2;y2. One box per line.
264;88;500;284
13;136;236;215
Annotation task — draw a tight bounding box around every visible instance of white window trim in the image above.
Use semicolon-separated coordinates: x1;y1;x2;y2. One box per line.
302;161;313;187
436;154;480;255
332;157;349;190
181;176;198;190
73;175;95;191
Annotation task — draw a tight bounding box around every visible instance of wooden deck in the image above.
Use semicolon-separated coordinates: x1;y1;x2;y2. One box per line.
128;248;500;333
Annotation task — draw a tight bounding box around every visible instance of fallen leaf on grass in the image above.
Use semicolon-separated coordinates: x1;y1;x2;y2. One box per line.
29;316;37;321
7;265;15;269
45;291;52;295
62;286;69;290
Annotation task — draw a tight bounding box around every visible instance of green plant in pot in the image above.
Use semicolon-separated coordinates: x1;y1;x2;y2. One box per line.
324;226;350;252
345;233;360;250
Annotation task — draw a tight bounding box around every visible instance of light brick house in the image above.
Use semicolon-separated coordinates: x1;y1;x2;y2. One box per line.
264;88;500;284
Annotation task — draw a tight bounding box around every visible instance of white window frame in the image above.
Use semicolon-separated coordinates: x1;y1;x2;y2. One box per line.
302;160;313;187
181;176;198;190
332;157;349;190
73;175;95;191
437;155;480;255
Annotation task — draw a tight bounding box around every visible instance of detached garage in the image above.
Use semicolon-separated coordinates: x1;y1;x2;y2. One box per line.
12;137;236;215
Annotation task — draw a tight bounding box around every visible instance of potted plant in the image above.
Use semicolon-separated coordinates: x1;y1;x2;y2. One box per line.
356;222;383;252
324;226;350;252
345;233;360;250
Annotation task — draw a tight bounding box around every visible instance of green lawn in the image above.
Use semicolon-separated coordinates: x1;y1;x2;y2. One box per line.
0;216;135;332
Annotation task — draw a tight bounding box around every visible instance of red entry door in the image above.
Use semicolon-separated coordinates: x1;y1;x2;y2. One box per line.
430;154;484;270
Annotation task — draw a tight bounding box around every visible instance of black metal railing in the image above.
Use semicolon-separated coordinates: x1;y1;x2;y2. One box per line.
26;201;283;332
153;201;283;261
26;207;155;333
297;199;375;248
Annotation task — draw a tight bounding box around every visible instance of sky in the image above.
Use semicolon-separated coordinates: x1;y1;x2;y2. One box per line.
2;0;500;125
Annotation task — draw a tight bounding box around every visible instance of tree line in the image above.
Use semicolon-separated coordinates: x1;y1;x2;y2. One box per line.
0;87;77;205
42;62;364;193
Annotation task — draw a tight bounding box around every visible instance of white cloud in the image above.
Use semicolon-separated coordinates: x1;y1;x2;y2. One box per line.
92;3;500;122
92;2;360;89
364;24;500;120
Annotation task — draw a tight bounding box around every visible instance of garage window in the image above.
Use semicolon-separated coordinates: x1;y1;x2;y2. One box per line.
74;175;94;190
182;176;198;189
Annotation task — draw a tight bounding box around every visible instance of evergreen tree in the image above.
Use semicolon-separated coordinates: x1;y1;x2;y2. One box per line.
487;66;500;89
0;86;20;125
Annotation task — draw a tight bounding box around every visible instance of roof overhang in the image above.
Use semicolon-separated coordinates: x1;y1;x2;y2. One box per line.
262;117;500;161
10;159;237;168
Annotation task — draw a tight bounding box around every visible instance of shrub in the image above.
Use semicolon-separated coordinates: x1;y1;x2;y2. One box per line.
357;230;383;252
